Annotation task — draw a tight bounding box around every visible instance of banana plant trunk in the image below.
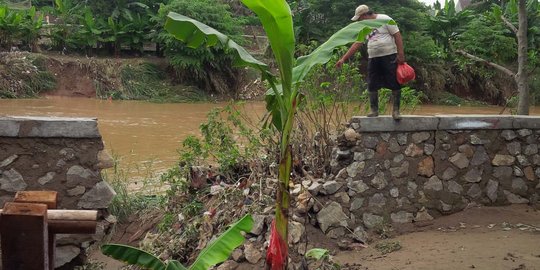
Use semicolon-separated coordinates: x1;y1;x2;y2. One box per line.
266;94;299;270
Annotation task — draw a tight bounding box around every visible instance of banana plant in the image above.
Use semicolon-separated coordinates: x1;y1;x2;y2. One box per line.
102;214;253;270
165;1;392;269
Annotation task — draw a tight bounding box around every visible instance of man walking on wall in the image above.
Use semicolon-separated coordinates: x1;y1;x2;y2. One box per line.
336;4;405;120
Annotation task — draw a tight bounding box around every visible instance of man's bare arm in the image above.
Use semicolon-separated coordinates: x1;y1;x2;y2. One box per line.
335;42;363;68
393;31;405;64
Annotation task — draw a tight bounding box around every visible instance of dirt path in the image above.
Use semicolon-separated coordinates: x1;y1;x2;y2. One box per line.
334;205;540;270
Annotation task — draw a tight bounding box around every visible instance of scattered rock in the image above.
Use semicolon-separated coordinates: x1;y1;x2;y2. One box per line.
250;215;266;236
346;162;365;178
322;180;343;195
371;172;388;190
344;128;359;141
55;245;80;268
317;202;348;233
0;154;18;168
363;213;384;229
38;172;56;185
217;260;239;270
244;243;262;264
504;190;529;204
391;211;414;223
348;180;369;194
288;221;304;244
0;168;27;192
350;197;365;211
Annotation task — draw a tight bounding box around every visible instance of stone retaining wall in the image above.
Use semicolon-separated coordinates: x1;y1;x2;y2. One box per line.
319;115;540;236
0;116;115;267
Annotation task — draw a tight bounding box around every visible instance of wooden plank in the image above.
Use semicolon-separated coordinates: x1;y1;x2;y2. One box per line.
1;202;49;270
0;209;98;221
14;191;58;209
48;220;97;234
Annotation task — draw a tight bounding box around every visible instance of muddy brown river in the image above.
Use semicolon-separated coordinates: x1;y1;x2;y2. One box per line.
1;97;538;179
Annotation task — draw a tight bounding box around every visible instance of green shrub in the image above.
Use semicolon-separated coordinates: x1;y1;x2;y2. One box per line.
156;0;244;94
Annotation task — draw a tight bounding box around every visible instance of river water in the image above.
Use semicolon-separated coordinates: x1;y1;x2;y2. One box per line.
1;97;538;179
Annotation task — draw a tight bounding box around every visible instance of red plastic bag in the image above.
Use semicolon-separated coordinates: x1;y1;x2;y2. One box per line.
397;62;416;85
265;220;288;270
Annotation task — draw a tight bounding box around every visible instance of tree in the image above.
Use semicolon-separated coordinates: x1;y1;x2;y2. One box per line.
457;0;538;114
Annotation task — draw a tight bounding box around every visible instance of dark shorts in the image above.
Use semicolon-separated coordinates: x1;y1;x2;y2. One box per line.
367;53;400;92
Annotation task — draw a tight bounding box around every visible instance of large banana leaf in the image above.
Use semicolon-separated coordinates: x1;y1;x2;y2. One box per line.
101;244;170;270
189;214;254;270
164;12;272;81
293;19;394;85
240;0;295;97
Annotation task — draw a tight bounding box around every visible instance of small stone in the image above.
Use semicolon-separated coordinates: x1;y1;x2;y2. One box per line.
232;249;244;262
363;213;384;229
0;155;18;168
0;169;27;192
390;161;409;178
501;130;517;141
353;226;369;243
346;162;365;178
368;193;386;212
470;134;489;145
504;190;529;204
393;154;405;163
244;243;262;264
77;181;116;209
322;181;343;195
371;172;388;190
441;201;453;212
492;155;515;166
470;147;489;166
487;181;500;202
288;221;304;244
449;153;470;169
518;155;531;166
424;144;435;155
344;128;359;141
524;167;535;181
493;166;513;179
390;187;399;198
308;182;323;195
458;144;474;157
442;167;457;180
513;166;524;177
447;181;463;194
210;185;224;195
407;181;418;198
463;168;483;183
38;172;56;185
55;245;80;268
67;186;86;196
524;144;538;156
412;132;430;143
517;129;532;137
417;157;434;177
405;144;423;157
326;227;346;239
511;178;528;195
317;202;348;233
414;207;434;221
354;149;375;161
363;136;379;149
350;197;365;211
332;192;348;204
251;215;266;235
507;141;521;155
424;176;443;191
391;211;414;223
348;180;369;194
363;165;376;177
389;138;401;153
467;184;482;199
397;133;408;145
217;260;239;270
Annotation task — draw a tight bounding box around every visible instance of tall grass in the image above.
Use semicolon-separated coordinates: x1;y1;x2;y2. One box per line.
102;153;164;222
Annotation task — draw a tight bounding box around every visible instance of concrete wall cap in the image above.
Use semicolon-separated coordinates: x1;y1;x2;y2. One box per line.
0;116;100;138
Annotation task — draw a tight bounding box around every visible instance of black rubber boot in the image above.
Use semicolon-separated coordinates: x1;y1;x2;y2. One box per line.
392;89;402;120
367;91;379;117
